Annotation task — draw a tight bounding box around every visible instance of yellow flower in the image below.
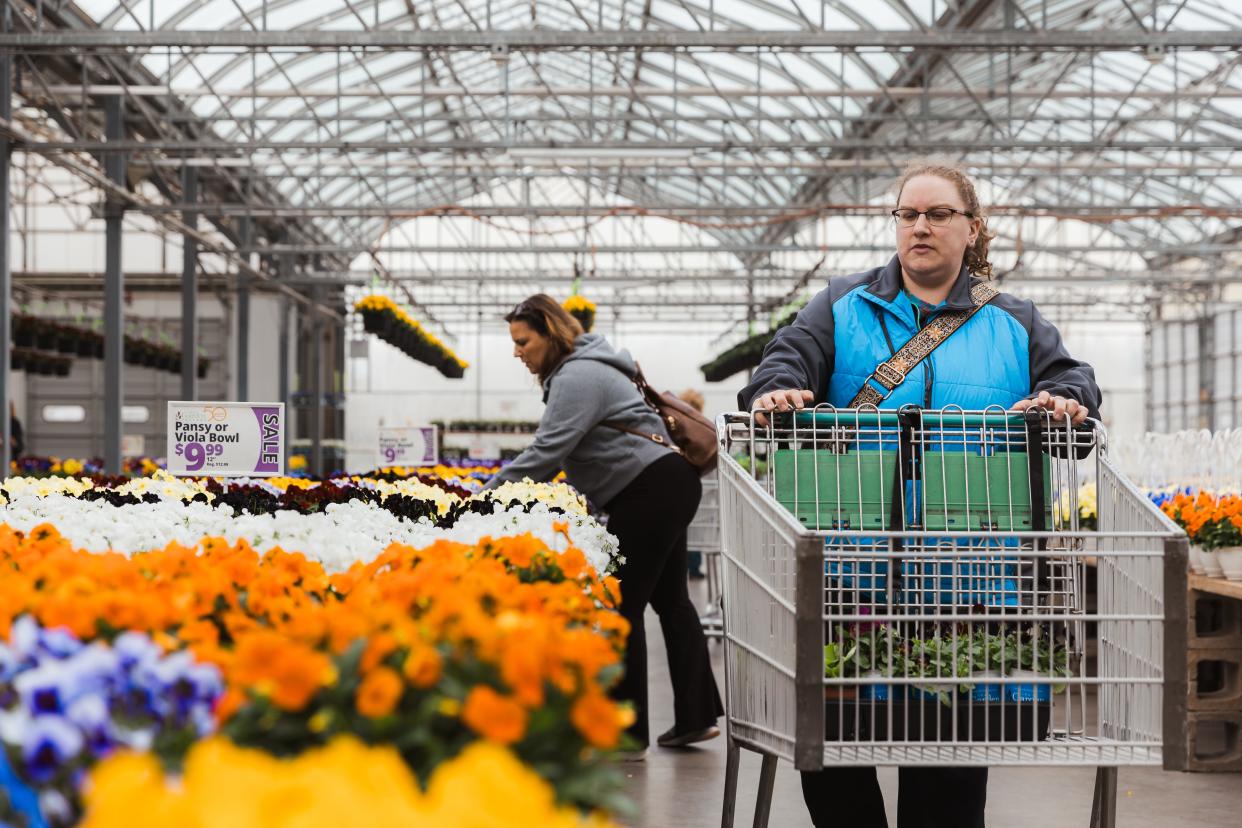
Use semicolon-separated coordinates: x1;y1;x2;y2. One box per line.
562;295;597;313
423;743;599;828
81;738;619;828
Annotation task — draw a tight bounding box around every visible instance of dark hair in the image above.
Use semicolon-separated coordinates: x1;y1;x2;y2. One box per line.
895;158;995;279
504;294;584;382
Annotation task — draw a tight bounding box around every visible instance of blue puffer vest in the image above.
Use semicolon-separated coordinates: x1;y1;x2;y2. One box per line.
740;257;1103;608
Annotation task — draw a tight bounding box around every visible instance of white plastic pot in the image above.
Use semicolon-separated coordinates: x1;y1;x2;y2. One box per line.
1189;545;1207;575
1203;548;1227;579
1217;546;1242;582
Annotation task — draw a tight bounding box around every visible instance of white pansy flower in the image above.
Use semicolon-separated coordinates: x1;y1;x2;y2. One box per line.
474;478;588;516
0;494;619;576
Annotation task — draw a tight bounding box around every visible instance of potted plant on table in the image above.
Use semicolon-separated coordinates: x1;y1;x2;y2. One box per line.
1191;493;1242;581
1161;491;1216;575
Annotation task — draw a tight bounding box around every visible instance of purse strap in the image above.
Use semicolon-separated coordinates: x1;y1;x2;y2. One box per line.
599;362;684;454
849;282;999;408
603;421;684;454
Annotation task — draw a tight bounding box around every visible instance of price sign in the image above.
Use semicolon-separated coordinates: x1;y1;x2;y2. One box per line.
377;426;438;466
167;402;285;477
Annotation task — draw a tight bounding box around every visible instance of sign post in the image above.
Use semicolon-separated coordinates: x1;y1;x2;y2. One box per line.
167;401;285;477
377;425;438;467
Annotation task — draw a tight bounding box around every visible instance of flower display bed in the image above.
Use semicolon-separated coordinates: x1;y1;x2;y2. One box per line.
1;473;632;826
0;474;619;577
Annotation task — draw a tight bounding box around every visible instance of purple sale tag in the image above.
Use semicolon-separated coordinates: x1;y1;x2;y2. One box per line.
168;401;286;478
252;406;282;473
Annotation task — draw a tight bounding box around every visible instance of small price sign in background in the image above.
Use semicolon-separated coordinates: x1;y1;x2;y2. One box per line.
377;426;438;467
167;402;285;477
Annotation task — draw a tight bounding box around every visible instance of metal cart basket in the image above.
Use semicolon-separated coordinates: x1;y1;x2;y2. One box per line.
717;407;1188;828
688;473;724;637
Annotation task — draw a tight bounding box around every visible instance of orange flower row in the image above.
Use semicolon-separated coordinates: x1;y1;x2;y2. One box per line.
0;523;632;750
1161;491;1242;549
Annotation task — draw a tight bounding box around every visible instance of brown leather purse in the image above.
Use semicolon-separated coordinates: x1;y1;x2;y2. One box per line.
603;363;718;475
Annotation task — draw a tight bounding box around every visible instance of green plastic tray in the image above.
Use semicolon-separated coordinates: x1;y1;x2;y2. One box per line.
773;449;895;530
774;448;1052;531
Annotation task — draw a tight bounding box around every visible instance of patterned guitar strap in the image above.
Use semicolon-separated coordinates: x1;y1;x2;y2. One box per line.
849;282;1000;408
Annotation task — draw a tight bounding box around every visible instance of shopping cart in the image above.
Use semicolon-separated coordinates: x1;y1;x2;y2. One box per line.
717;406;1188;828
688;473;724;638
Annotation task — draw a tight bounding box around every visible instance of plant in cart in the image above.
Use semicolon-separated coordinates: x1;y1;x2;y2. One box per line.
904;630;974;705
996;626;1073;701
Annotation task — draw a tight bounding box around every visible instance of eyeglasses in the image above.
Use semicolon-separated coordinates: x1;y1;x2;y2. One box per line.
891;207;974;227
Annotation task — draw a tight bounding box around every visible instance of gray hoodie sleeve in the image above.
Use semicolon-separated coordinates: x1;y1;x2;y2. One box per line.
483;363;607;489
737;286;836;411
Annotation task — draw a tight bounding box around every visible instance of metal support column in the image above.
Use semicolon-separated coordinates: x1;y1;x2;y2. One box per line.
0;35;12;473
236;218;250;400
180;165;197;400
309;286;323;477
278;252;292;468
103;96;125;474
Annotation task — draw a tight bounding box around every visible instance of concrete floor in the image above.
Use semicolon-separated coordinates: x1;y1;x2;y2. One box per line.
620;579;1242;828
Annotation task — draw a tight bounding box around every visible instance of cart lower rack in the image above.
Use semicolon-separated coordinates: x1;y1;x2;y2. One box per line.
717;408;1188;828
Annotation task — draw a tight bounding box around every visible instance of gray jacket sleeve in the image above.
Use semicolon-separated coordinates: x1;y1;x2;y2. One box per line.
483;364;606;489
737;286;836;411
1024;304;1102;419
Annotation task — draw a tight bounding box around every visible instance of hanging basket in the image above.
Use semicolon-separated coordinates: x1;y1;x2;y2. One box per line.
562;296;597;333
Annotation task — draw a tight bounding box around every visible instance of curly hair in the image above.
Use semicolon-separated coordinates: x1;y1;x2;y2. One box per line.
895;159;996;280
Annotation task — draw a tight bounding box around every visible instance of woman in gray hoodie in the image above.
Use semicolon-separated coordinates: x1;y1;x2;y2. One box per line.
484;294;723;755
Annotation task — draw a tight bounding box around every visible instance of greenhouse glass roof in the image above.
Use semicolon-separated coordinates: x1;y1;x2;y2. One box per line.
7;0;1242;322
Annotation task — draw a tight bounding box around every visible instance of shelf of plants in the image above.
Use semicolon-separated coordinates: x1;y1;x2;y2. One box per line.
0;467;632;827
699;305;800;383
354;296;468;379
9;314;208;378
1159;490;1242;582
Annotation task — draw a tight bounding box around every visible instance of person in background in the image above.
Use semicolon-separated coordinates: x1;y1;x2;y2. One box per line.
740;160;1100;828
678;388;708;580
484;295;723;756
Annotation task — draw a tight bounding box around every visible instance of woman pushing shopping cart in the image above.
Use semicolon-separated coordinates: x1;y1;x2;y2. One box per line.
723;160;1175;828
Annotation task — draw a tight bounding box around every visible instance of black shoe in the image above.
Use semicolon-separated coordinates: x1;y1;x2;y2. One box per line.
656;724;720;748
688;569;706;581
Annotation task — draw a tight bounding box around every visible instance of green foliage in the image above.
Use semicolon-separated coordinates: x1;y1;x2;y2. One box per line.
823;621;1074;705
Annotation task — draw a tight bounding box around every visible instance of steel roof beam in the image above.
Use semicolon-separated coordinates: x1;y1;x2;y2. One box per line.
14;136;1241;152
231;241;1233;256
2;30;1241;49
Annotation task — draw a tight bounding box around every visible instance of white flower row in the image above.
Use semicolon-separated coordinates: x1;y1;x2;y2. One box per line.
0;495;619;576
0;474;590;518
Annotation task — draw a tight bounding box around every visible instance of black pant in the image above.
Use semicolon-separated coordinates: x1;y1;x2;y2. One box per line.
801;767;988;828
606;453;724;747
